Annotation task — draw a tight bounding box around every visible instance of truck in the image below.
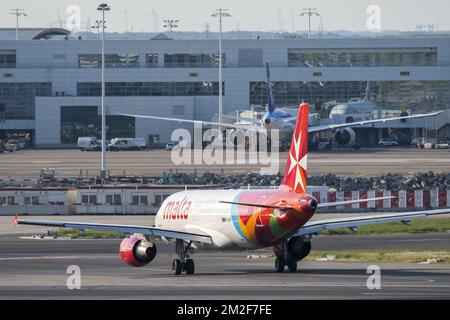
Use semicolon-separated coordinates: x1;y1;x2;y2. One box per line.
77;137;101;151
108;138;146;151
39;168;57;184
415;137;437;149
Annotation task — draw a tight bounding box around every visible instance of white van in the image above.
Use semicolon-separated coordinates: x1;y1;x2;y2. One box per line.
77;137;101;151
108;138;146;151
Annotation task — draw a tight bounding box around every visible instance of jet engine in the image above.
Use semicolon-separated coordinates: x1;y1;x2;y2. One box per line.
334;127;356;148
287;237;312;261
119;235;157;267
273;237;312;262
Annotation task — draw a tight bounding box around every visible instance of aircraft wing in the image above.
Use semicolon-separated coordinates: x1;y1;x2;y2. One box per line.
218;114;261;124
115;112;262;132
308;111;442;134
14;218;213;244
116;111;441;136
293;208;450;237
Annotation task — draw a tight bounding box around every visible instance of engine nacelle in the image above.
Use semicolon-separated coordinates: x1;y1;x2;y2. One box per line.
119;235;157;267
272;237;312;262
334;127;356;147
287;237;312;261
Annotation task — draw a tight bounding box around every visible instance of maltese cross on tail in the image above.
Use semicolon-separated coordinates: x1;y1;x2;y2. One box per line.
281;103;309;194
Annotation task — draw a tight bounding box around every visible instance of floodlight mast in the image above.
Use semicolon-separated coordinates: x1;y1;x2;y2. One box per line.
9;9;28;40
97;3;111;179
300;8;319;39
211;9;231;130
163;19;179;38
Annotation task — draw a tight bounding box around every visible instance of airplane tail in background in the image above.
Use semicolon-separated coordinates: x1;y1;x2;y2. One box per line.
265;62;275;114
281;103;309;194
364;81;371;101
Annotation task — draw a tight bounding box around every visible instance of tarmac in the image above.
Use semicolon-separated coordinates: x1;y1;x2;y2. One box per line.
1;147;449;178
1;147;450;299
1;231;450;299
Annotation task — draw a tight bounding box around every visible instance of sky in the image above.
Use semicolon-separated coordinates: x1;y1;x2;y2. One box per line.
0;0;449;33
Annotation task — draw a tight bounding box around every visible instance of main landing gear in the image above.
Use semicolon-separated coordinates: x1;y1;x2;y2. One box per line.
275;256;298;273
172;239;195;275
274;237;312;273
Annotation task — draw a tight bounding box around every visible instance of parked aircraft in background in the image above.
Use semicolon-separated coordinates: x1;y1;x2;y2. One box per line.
16;103;450;275
220;63;441;147
116;63;441;149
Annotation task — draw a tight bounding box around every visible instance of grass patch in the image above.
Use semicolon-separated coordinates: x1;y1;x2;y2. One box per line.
321;218;450;235
55;228;123;239
307;249;450;264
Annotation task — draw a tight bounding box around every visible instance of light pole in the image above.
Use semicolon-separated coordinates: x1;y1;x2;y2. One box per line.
9;9;27;40
91;20;101;40
97;3;110;179
211;9;230;128
163;19;179;38
300;8;319;39
122;9;128;38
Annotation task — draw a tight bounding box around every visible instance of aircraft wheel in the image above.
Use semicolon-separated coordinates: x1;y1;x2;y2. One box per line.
185;258;195;275
275;257;285;273
172;259;182;275
287;258;297;273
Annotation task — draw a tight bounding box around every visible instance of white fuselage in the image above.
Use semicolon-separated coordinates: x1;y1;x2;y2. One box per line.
154;188;313;251
154;189;247;250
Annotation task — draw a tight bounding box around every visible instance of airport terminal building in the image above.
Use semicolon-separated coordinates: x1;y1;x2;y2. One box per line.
1;29;450;147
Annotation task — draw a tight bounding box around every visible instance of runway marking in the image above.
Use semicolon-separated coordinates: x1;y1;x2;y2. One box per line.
1;283;450;289
362;292;450;296
135;268;172;272
0;255;113;261
311;159;450;163
19;237;120;241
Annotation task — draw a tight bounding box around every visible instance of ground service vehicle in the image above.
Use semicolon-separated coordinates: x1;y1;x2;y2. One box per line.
77;137;101;151
108;138;146;151
378;138;399;146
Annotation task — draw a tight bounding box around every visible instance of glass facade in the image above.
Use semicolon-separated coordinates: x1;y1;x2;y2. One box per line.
146;54;158;67
0;83;52;119
0;50;16;68
77;82;223;96
79;53;224;68
288;48;437;67
164;53;224;68
78;54;102;68
60;106;135;144
249;80;450;107
105;54;139;68
78;54;140;68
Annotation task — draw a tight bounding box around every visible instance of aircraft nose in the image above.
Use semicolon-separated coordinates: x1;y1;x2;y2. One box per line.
308;198;318;210
298;195;318;215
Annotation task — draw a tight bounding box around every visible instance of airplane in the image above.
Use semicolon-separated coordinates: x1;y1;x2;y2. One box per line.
115;63;442;147
15;103;450;275
220;63;440;146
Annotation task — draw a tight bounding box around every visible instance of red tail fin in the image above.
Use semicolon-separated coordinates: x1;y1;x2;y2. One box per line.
281;103;309;193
